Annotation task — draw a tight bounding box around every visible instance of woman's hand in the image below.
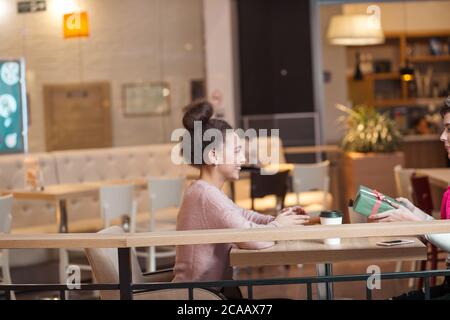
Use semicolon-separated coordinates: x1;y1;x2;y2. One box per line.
274;210;310;226
368;205;423;223
278;206;306;216
396;197;416;212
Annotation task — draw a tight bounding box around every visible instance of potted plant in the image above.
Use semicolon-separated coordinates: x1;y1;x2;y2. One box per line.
337;104;404;202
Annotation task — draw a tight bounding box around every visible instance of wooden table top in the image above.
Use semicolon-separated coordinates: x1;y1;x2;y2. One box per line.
1;183;101;201
230;236;427;267
3;220;450;249
283;145;341;155
417;168;450;189
0;176;194;201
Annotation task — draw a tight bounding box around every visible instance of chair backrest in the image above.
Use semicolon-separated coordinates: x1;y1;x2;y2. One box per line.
147;177;184;213
394;165;415;199
84;226;146;300
347;198;366;224
250;170;290;199
410;174;433;215
247;135;286;166
85;226;223;300
100;185;136;230
292;160;330;193
0;194;13;234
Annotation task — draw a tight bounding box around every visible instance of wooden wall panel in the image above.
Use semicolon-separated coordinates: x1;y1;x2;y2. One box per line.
43;82;112;151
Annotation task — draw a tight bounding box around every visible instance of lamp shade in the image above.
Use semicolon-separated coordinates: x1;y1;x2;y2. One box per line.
327;14;384;46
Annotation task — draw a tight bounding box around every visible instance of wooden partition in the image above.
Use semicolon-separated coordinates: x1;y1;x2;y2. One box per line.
1;220;450;249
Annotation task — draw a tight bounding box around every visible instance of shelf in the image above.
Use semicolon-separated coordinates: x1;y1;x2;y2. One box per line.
374;97;446;108
403;30;450;38
347;72;400;81
402;134;440;142
408;55;450;63
370;72;400;80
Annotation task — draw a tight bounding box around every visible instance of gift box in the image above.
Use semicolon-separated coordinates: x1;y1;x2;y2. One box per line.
353;185;400;217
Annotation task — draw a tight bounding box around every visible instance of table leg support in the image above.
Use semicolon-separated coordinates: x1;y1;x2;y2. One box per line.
118;247;133;300
325;263;334;300
316;263;334;300
56;199;69;233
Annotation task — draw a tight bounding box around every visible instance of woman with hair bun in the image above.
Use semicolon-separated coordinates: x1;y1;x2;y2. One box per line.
172;100;309;298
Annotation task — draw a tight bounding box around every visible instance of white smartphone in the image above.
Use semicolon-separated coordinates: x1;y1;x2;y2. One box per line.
376;239;415;247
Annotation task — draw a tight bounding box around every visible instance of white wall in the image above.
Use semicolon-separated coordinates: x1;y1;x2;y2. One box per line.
202;0;239;126
320;4;348;144
0;0;205;152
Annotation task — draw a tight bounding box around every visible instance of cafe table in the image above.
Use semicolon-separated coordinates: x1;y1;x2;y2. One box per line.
0;177;155;234
230;236;427;300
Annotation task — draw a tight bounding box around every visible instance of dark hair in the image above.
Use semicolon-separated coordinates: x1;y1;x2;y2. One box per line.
181;99;233;166
439;96;450;118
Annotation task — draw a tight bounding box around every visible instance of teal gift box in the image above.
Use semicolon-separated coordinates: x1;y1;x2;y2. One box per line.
353;185;400;217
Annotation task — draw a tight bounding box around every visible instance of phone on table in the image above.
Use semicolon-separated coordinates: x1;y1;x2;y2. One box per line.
376;239;415;247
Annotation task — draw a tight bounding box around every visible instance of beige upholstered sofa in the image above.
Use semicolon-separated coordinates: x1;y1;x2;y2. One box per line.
0;144;199;266
0;144;198;232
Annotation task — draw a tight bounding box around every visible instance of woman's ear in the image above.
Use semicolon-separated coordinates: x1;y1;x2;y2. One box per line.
206;148;218;165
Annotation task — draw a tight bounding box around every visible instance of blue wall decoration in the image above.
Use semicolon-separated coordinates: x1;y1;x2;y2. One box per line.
0;59;28;154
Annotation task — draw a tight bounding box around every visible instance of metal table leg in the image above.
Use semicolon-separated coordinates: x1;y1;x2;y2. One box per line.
118;247;133;300
316;263;334;300
56;199;69;300
56;199;69;233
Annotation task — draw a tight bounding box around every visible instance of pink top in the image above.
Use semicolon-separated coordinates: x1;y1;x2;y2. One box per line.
172;180;278;282
441;186;450;220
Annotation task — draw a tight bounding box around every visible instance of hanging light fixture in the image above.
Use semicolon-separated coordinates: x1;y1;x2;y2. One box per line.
400;60;414;82
327;14;385;46
327;5;385;80
399;1;415;82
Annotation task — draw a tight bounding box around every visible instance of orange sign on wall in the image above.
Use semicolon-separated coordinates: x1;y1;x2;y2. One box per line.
63;12;89;39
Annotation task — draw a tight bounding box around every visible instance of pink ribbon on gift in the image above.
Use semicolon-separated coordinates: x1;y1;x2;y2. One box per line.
370;190;385;215
440;186;450;220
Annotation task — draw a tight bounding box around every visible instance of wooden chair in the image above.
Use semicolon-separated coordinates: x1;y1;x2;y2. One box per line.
410;174;447;288
393;165;416;274
286;160;332;212
250;170;290;213
136;177;184;272
85;226;224;300
60;184;137;299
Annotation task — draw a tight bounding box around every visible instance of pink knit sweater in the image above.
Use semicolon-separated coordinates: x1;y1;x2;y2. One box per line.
172;180;278;282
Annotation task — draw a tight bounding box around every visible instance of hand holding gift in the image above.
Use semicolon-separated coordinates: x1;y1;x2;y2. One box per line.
369;197;430;222
353;185;401;217
368;205;422;222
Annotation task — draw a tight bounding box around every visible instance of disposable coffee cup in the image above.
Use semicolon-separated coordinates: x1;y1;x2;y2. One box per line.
319;211;343;245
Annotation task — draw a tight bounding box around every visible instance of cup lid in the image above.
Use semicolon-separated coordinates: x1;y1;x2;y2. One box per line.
320;210;343;218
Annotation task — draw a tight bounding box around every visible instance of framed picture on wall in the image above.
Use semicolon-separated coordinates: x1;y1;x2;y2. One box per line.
122;82;171;116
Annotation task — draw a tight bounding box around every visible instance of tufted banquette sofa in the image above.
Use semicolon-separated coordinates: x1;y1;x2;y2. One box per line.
0;144;198;232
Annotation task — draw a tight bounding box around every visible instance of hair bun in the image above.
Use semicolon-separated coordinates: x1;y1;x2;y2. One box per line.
445;95;450;107
182;100;214;130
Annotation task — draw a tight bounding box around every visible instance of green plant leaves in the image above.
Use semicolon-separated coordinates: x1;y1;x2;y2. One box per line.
336;104;401;153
